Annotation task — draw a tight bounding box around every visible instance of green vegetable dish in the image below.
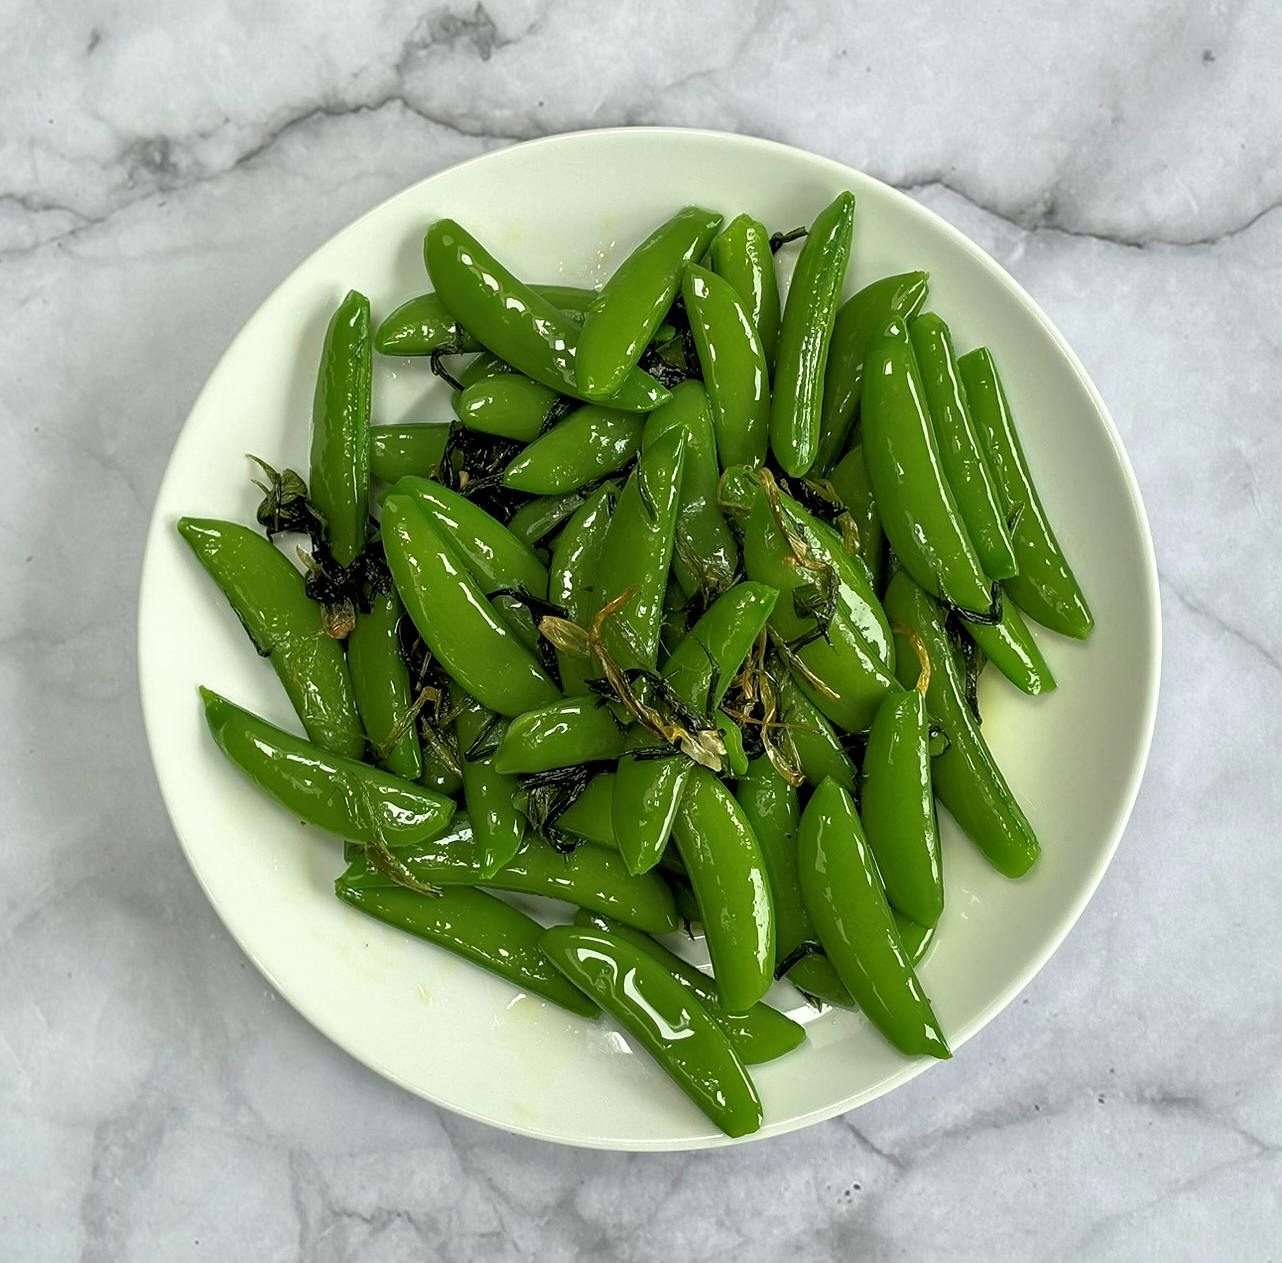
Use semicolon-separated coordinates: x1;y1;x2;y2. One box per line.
181;197;1092;1138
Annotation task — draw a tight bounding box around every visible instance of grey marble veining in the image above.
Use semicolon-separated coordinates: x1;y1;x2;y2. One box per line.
2;2;1280;1259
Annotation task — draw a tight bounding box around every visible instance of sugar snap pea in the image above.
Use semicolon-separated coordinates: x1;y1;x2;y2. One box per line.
178;517;365;759
770;191;855;477
539;924;762;1136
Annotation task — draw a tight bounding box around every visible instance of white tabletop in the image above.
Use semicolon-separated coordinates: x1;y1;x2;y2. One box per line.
3;4;1279;1259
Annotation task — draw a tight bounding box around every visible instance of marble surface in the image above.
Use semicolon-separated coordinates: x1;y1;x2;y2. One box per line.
3;1;1280;1257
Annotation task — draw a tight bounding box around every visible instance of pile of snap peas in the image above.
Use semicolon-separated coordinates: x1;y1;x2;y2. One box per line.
181;193;1091;1138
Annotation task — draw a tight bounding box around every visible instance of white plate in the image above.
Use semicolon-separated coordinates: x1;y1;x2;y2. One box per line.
138;128;1160;1150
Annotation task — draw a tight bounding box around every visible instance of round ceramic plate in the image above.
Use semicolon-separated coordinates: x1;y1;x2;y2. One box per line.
138;128;1160;1150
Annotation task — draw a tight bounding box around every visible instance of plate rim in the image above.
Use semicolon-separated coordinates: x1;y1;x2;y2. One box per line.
137;125;1162;1151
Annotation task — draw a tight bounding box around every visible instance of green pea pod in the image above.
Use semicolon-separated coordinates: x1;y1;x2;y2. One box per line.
612;736;692;876
816;271;929;472
882;570;1040;877
310;290;372;567
661;581;779;716
861;320;994;614
861;688;943;928
425;220;669;412
683;263;770;468
643;382;739;599
594;426;687;673
369;424;449;483
710;213;782;369
797;778;950;1059
964;598;1056;695
454;351;510;393
456;701;525;878
347;589;422;779
611;578;779;873
455;374;559;442
573;910;804;1064
491;696;629;775
420;741;463;797
336;881;597;1017
381;495;560;716
577;206;723;399
769;191;856;477
540;924;762;1137
200;687;454;845
828;443;886;594
671;766;774;1014
347;825;677;934
722;466;899;733
895;912;936;966
910;313;1017;580
776;675;857;794
506;489;591;547
733;756;853;1007
389;475;549;600
958;347;1093;638
502;406;643;495
177;518;365;758
723;467;893;668
374;284;599;356
715;713;749;776
549;484;615;694
555;771;616;845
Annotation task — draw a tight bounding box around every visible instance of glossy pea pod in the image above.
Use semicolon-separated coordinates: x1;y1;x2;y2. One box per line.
814;270;929;473
573;910;804;1064
769;191;856;477
491;696;630;775
642;381;739;599
502;406;643;494
390;476;549;600
734;756;854;1007
389;474;549;649
671;765;774;1014
709;213;782;369
828;442;887;594
540;924;762;1137
177;518;365;759
369;424;449;483
548;484;615;694
964;597;1056;695
381;494;561;716
593;426;687;673
910;312;1017;580
346;588;423;780
721;466;900;734
860;684;944;928
506;489;593;548
683;263;771;468
576;205;722;399
374;284;599;356
455;374;560;442
345;824;677;934
861;319;994;615
882;569;1040;877
200;688;454;846
611;582;778;876
310;289;372;567
775;674;858;794
335;879;598;1017
797;778;950;1059
554;771;617;846
958;347;1094;639
424;219;669;411
456;700;525;878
